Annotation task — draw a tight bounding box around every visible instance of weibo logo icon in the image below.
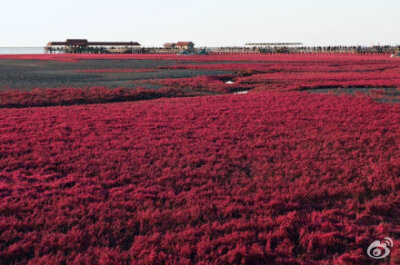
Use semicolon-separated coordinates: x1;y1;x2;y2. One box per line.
367;237;394;260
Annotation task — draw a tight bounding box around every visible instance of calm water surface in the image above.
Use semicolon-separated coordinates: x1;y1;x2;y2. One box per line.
0;47;44;54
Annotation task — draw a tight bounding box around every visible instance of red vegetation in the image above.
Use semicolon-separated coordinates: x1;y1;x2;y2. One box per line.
154;58;400;93
0;87;192;108
1;92;400;264
1;54;400;108
1;54;400;264
145;75;253;94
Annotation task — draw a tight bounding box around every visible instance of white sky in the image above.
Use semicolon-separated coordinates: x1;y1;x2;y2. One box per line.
1;0;399;47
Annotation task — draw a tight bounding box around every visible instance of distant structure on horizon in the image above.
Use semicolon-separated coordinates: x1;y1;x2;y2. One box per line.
163;43;176;49
44;39;399;55
176;42;195;50
45;39;141;53
163;41;195;51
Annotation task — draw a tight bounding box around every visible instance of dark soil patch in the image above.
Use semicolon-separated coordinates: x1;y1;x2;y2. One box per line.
0;59;232;90
307;87;400;103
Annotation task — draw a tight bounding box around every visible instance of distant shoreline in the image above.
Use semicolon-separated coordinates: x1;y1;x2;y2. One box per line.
0;47;44;55
0;47;42;48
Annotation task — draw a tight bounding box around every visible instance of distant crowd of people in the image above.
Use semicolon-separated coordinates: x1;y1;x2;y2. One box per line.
291;45;398;54
205;45;399;54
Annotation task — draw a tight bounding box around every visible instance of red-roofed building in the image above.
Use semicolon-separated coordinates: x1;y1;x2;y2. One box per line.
175;42;194;50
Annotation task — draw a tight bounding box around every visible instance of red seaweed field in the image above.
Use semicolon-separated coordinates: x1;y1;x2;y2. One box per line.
1;53;400;107
1;54;400;264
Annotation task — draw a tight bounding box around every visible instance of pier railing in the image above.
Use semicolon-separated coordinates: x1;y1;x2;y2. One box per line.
44;46;400;55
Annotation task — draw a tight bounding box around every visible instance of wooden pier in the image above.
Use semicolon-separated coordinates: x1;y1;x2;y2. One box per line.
45;39;141;54
45;39;400;55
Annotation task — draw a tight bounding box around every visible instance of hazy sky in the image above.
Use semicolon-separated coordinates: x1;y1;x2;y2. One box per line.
1;0;399;47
